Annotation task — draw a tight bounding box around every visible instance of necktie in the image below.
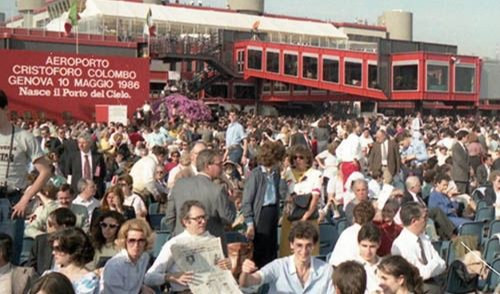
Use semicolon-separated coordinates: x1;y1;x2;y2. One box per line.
83;155;91;180
417;237;428;265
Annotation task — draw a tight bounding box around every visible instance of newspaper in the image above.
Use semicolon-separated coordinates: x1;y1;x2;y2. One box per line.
171;237;242;294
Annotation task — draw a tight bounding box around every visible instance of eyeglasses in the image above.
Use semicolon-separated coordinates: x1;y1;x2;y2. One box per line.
187;215;208;222
100;222;119;229
126;238;146;245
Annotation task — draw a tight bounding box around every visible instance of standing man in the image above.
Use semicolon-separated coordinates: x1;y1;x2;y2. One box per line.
368;129;401;184
64;132;106;199
0;90;51;264
224;109;247;165
242;141;286;268
166;149;236;243
336;120;362;185
411;112;423;134
451;129;471;194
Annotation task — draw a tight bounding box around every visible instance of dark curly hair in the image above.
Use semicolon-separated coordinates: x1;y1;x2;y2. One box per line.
49;227;95;267
378;255;424;294
90;210;125;251
257;141;286;167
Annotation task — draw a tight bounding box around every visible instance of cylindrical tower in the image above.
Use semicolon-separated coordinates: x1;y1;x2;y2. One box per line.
227;0;264;15
378;10;413;41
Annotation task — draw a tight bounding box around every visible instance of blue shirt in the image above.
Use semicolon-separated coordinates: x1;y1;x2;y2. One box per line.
225;121;246;146
257;256;334;294
428;190;469;228
401;138;428;165
261;166;277;206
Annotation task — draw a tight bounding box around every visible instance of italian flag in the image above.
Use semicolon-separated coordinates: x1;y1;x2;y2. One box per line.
64;0;80;35
144;8;156;37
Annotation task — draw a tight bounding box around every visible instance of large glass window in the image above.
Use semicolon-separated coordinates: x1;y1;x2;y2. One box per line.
248;49;262;70
368;64;378;89
345;61;362;86
266;51;280;73
427;64;448;92
455;66;475;93
323;58;339;83
236;50;245;73
393;64;418;91
302;56;318;79
284;53;298;76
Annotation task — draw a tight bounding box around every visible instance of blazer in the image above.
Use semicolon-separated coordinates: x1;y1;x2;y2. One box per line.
11;265;38;294
368;139;401;177
71;203;90;231
241;166;282;228
475;164;489;186
166;174;236;239
64;150;107;198
451;142;470;182
27;233;53;276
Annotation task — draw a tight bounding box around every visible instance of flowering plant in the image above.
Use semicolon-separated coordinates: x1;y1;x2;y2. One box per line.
152;93;212;122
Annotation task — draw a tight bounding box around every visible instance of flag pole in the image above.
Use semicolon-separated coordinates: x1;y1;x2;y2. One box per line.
76;0;79;54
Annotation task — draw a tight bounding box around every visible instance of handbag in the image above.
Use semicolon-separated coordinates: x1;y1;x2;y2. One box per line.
287;193;319;221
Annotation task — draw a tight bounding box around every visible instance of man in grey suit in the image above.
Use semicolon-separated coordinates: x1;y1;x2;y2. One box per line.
451;130;471;194
476;154;493;186
166;149;236;246
368;129;401;184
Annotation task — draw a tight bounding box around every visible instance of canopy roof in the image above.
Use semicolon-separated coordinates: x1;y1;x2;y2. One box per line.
49;0;347;39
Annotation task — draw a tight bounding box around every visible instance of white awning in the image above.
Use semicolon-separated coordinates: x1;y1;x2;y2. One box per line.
48;0;347;39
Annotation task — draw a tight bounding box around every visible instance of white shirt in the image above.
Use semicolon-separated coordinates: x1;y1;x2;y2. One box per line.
123;193;147;217
328;223;361;266
73;195;100;221
144;230;214;291
355;257;381;294
336;133;362;162
316;150;338;179
411;117;423;131
391;228;446;280
130;154;160;195
0;263;12;294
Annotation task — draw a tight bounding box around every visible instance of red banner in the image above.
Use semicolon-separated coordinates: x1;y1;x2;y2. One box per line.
0;49;150;122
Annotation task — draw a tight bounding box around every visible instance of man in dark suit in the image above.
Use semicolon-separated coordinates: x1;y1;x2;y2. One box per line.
166;149;236;248
476;154;493;186
64;132;106;199
27;208;76;275
451;130;471;194
368;129;401;184
35;126;54;153
289;124;309;148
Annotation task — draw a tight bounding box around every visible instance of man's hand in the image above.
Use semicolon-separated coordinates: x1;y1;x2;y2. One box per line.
245;226;255;241
11;197;29;219
215;258;232;271
169;271;194;286
241;259;258;274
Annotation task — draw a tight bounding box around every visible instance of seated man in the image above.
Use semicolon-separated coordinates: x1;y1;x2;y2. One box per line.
356;222;382;293
0;233;38;293
333;261;367;294
239;221;333;293
392;202;446;294
144;200;231;292
428;174;470;228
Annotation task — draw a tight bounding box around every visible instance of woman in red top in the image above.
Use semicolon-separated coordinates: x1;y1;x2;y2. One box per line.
374;197;402;256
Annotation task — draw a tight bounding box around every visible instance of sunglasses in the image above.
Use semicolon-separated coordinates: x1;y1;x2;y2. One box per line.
100;222;119;229
126;238;146;245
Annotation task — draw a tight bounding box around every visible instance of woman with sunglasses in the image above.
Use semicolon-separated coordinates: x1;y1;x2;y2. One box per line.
48;227;98;294
89;210;125;270
90;185;135;228
279;145;322;257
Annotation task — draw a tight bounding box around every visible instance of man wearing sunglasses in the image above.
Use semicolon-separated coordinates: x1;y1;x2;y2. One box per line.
145;200;231;292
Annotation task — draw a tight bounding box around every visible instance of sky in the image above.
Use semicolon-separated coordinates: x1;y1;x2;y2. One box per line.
1;0;499;58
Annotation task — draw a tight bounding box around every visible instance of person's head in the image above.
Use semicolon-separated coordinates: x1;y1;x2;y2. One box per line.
434;173;451;193
490;170;500;191
289;145;313;171
102;185;125;211
377;255;424;294
456;130;469;143
47;207;76;233
196;149;222;178
190;141;207;165
396;132;412;149
352;179;368;201
91;210;125;251
77;132;92;153
228;108;239;123
400;202;427;235
405;176;421;194
0;233;12;265
40;126;51;139
357;222;381;264
257;141;286;168
170;150;181;163
288;221;319;263
118;174;133;195
151;145;167;163
77;179;96;200
116;219;154;262
57;184;74;208
0;89;9;111
39;183;58;201
483;154;493;166
375;129;387;143
50;227;94;267
180;200;207;235
333;261;367;294
382;198;400;223
353;200;375;225
30;272;75;294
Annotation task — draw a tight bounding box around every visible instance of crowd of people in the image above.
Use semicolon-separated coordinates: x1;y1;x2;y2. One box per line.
0;87;499;294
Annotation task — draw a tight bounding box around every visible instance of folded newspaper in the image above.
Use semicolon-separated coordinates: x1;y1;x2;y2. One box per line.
171;237;242;294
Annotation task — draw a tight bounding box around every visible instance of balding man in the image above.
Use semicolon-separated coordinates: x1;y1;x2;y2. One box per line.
167;142;207;188
368;129;400;184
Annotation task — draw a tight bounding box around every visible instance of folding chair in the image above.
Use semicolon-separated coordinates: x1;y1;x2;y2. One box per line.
458;221;485;246
318;223;337;258
475;207;494;222
485;258;500;292
149;213;164;231
336;217;348;236
488;219;500;239
152;230;170;259
148;202;160;215
483;236;500;265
